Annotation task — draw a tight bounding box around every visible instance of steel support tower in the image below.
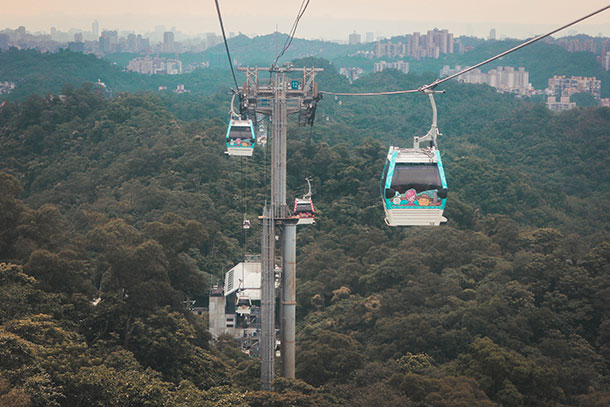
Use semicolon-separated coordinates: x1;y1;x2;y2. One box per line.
237;65;322;390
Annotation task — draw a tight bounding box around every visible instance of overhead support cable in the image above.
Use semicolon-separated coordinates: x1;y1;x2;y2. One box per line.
320;4;610;97
273;0;311;66
320;89;420;96
214;0;240;90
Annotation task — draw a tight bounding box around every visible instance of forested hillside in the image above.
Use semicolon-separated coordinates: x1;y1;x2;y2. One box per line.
4;35;610;104
0;61;609;406
0;48;233;101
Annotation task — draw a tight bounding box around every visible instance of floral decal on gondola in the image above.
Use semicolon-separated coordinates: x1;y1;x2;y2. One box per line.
391;189;443;207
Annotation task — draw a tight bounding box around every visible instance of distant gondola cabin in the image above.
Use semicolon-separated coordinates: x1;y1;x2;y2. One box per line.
293;198;315;225
381;146;448;226
226;119;256;156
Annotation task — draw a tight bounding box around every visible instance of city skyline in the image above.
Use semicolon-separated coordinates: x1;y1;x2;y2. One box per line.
3;0;610;41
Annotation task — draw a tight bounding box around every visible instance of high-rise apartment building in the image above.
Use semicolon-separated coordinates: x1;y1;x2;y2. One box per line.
365;32;374;43
557;38;596;53
92;20;99;37
547;75;601;99
127;34;137;53
99;30;118;53
450;66;531;95
349;31;361;45
69;32;84;53
374;60;409;74
375;41;407;58
127;56;183;75
163;31;175;53
547;96;576;112
601;39;610;60
406;28;454;60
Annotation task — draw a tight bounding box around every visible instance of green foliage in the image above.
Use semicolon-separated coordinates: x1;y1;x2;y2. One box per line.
571;92;598;107
296;330;364;386
0;49;233;101
0;375;31;407
0;66;610;406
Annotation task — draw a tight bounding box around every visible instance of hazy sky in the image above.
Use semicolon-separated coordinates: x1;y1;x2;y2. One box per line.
3;0;610;40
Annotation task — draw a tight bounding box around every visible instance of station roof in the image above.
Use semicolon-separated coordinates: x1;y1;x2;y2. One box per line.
224;261;262;300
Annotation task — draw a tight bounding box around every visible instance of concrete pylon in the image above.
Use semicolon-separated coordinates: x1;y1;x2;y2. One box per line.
280;222;297;378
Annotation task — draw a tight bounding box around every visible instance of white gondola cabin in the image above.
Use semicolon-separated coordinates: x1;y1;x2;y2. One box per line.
242;218;251;230
226;119;256;156
294;198;315;224
381;146;447;226
380;90;448;226
293;177;315;225
235;293;252;316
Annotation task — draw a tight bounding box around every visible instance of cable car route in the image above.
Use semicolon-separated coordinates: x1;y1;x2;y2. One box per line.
214;0;240;90
211;0;610;390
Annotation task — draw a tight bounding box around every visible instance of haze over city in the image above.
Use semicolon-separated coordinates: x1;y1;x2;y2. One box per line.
3;0;610;40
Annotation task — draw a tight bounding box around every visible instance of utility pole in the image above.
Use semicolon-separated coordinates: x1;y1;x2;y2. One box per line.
237;65;322;390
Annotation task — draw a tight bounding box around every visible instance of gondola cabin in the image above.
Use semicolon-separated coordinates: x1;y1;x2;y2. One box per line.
381;146;448;226
293;198;315;225
226;119;256;156
236;293;252;316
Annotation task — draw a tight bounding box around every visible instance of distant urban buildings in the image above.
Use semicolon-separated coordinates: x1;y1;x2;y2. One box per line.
547;96;576;112
407;28;454;59
99;30;118;53
373;29;457;60
600;39;610;69
544;75;603;111
0;81;15;95
351;50;374;59
546;75;601;100
163;32;175;53
374;60;409;74
339;67;364;83
0;24;223;56
127;56;183;74
349;31;361;45
556;37;596;53
375;41;406;58
184;61;210;73
0;25;63;52
489;28;496;41
550;36;610;70
174;84;190;94
365;32;374;43
442;65;532;95
603;52;610;71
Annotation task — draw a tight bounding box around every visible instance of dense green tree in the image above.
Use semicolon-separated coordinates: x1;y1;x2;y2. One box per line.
296;330;364;386
1;64;610;406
